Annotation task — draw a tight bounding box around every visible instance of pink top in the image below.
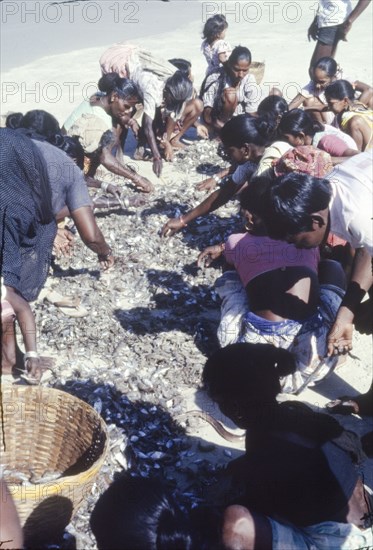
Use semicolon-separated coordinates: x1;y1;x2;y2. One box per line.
224;233;320;287
317;134;349;156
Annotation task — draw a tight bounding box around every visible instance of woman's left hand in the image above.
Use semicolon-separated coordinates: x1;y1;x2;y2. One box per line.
53;228;74;257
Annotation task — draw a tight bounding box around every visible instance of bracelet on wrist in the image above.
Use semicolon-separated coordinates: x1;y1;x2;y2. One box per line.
179;216;188;227
212;174;222;185
98;247;113;262
24;351;39;363
100;181;110;193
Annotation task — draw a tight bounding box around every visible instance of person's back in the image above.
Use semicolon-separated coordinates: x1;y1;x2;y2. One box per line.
241;403;360;526
224;232;320;322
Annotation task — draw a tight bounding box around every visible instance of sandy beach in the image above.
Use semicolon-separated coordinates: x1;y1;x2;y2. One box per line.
1;1;373;547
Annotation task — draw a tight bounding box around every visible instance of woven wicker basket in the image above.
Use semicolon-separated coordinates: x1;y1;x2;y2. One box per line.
0;385;108;544
249;61;265;85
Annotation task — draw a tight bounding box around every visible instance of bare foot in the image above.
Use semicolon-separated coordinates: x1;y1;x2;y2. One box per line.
170;137;186;150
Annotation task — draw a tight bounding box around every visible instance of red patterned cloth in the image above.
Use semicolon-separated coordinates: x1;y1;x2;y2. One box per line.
273;145;333;178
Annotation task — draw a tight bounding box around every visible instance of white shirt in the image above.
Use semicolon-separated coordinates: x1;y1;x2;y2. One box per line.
317;0;353;27
328;152;373;254
203;72;261;115
201;39;232;76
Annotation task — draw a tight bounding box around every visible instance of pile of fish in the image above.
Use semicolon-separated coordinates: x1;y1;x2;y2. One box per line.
27;139;242;548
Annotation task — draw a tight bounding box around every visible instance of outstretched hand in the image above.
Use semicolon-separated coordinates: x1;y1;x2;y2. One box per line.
133;175;154;193
161;217;185;237
107;183;122;199
197;244;224;267
53;228;74;257
153;157;163;177
327;319;354;357
99;254;115;271
196;177;217;192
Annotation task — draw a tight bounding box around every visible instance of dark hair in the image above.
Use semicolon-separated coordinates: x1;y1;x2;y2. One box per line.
312;56;338;78
220;114;276;148
324;79;355;101
202;14;228;43
5;112;24;129
228;46;251;66
240;175;274;216
168;58;192;78
257;96;288;118
7;109;61;140
279;109;323;139
203;343;296;407
98;72;139;99
90;476;193;550
164;71;193;116
202;343;355;447
259;172;332;239
53;135;85;170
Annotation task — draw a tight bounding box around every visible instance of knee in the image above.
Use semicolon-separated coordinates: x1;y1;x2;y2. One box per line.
222;505;256;550
318;259;347;289
188;98;203;117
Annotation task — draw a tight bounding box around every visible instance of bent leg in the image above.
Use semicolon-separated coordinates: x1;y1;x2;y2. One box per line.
170;98;204;147
318;259;347;290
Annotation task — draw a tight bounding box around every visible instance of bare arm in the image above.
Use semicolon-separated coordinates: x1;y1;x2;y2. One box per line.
162;180;239;237
341;0;371;39
353;80;373;108
99;147;153;192
70;206;114;269
327;247;373;355
143;112;163;177
346;116;371;151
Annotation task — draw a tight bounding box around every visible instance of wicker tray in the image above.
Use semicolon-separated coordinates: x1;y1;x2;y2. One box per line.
0;385;108;545
249;61;265;85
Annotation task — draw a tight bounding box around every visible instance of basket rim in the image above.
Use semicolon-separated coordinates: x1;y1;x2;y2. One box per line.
0;385;109;498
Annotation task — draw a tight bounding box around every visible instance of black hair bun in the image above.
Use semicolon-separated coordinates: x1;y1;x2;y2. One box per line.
98;72;120;93
5;112;24;129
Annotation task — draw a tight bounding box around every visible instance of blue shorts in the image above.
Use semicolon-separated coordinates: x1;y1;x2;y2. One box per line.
270;517;373;550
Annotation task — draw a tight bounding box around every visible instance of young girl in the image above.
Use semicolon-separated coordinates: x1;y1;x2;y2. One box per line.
325;79;373;151
162;114;280;237
289;56;373;124
198;179;346;393
201;14;232;76
279;108;359;161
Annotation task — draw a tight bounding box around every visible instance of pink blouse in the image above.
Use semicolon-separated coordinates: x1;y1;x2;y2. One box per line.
224;233;320;287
